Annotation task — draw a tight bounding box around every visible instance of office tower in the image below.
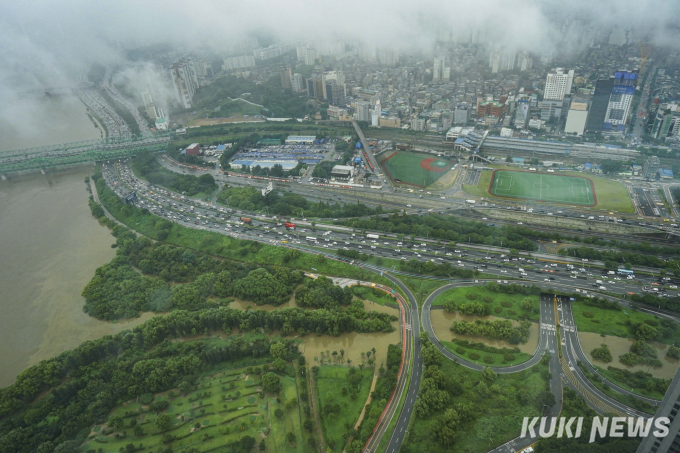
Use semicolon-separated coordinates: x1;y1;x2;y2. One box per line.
544;68;574;101
325;80;345;105
280;68;292;90
585;78;615;132
291;73;304;93
604;70;638;131
636;368;680;452
304;49;317;65
169;57;199;109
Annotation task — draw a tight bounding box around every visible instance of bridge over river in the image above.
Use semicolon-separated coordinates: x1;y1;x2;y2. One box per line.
0;133;172;176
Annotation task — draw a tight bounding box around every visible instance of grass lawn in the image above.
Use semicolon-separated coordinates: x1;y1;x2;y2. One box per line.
402;358;550;453
380;151;453;188
489;170;595;206
593;365;666;400
399;276;452;306
432;285;540;322
81;360;306;453
462;166;635;213
571;300;680;345
577;363;656;415
441;340;532;367
315;365;374;452
351;285;399;306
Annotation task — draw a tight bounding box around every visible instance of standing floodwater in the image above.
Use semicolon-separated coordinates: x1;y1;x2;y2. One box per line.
0;167;154;387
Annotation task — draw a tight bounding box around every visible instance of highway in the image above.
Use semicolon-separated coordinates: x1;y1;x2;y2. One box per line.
99;159;680;452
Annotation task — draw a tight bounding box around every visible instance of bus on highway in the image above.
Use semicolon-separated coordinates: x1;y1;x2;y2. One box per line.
617;269;634;275
305;237;317;242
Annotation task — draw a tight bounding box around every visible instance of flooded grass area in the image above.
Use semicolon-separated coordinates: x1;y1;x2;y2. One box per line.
578;331;679;379
430;309;539;355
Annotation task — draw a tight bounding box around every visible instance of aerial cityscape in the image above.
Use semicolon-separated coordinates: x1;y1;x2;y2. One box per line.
3;1;680;453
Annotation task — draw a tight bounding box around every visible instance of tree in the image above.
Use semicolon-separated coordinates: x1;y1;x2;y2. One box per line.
179;381;192;395
274;408;283;419
270;342;288;360
259;439;266;451
481;366;497;383
262;372;281;393
521;298;534;312
286;432;296;445
303;419;314;432
635;324;658;341
273;358;286;372
155;414;171;432
134;425;144;437
534;391;556;410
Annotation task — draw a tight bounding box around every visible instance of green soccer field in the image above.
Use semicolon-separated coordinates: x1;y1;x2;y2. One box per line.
380;151;452;188
489;170;596;206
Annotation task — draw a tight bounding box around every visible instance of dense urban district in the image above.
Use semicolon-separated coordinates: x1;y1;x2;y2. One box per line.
7;33;680;453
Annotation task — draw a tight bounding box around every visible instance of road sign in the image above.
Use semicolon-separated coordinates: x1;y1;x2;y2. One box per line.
124;192;137;203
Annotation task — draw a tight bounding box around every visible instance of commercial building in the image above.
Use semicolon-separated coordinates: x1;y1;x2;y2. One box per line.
185;143;201;156
326;106;348;119
154;108;168;131
652;104;680;139
540;99;564;121
500;127;513;137
604;70;638;131
636;367;680;453
564;101;589;136
222;55;256;71
445;126;474;141
330;165;354;180
585;78;615;133
454;103;470;124
169;58;199;109
411;118;426;131
371;100;381;127
285;136;316;145
379;117;401;128
544;68;574;101
477;101;505;119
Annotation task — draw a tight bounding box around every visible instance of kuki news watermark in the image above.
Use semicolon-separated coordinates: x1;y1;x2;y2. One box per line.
521;416;670;442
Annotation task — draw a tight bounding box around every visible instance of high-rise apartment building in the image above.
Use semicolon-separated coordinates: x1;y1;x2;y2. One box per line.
544;68;574;101
376;49;398;66
291;73;304;93
514;99;530;128
141;90;157;121
280;68;292;90
169;58;199;109
304;49;317;66
432;57;451;83
371;100;381;126
222;55;256;71
355;101;370;122
604;70;638;131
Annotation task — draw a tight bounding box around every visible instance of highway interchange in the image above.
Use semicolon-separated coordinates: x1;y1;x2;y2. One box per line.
98;157;680;453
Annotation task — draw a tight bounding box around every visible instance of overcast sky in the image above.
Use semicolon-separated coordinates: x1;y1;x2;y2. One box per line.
0;0;679;123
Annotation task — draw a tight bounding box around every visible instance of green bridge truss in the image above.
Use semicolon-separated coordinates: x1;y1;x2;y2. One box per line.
0;133;173;175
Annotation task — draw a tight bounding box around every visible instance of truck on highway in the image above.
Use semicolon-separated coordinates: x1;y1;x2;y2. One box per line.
240;217;252;224
306;236;317;242
465;199;476;204
367;233;380;239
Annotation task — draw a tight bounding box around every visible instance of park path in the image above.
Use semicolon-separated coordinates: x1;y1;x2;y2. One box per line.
307;370;326;453
353;374;379;430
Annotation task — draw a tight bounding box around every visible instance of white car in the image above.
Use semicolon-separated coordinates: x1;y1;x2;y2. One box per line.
500;270;507;273
517;222;523;225
407;204;412;207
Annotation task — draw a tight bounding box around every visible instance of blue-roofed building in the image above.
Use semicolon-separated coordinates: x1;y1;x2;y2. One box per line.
512;157;525;164
216;144;227;152
659;168;674;179
584;163;592;171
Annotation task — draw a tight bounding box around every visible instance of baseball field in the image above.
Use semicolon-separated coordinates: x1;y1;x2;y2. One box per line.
380;151;453;188
489;169;596;206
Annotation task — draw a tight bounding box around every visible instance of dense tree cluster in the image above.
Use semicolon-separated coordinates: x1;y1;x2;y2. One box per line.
631;293;680;314
216;186;383;218
82;228;303;319
192;75;312;119
131;152;217;196
590;344;613;363
0;324;292;453
605;366;670;394
450;319;532;344
414;340;463;418
334;214;538;251
620;340;662;367
295;276;353;309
